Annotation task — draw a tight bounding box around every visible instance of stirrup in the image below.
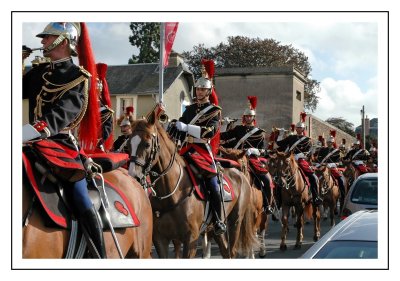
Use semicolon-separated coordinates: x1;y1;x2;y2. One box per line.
263;205;274;215
313;196;323;205
214;221;226;235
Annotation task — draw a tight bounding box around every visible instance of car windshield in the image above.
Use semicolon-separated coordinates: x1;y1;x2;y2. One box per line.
313;240;377;259
350;178;378;205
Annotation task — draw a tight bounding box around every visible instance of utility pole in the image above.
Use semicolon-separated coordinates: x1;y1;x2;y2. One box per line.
360;105;365;148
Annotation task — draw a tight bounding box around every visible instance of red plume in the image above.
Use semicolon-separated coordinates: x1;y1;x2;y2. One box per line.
77;22;100;151
201;58;215;79
330;130;336;138
290;123;295;132
318;135;323;142
247;96;257;110
300;112;307;123
126;106;134;115
96;63;111;108
356;133;361;141
342;138;346;144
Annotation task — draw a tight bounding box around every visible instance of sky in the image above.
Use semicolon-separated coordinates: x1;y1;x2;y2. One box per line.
20;13;386;129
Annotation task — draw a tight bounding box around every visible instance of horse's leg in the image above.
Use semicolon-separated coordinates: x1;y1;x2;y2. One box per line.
258;212;268;258
153;236;171;258
330;200;336;228
294;205;304;249
172;239;182;259
280;204;289;251
313;204;321;241
182;233;200;258
201;233;212;259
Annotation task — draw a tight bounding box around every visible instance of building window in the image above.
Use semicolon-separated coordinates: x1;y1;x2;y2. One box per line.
296;91;302;101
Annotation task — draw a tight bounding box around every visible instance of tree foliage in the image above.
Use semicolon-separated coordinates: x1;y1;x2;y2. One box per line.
325;117;355;137
128;23;160;64
182;36;320;111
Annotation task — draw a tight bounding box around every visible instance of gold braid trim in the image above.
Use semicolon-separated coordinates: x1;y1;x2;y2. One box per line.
196;108;220;123
101;106;114;124
34;73;89;131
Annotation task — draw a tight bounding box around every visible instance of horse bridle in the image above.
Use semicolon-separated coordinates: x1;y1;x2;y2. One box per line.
130;128;181;199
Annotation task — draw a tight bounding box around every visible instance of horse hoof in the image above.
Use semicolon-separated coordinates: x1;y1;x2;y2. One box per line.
294;244;302;250
313;236;320;242
280;244;287;251
259;250;266;258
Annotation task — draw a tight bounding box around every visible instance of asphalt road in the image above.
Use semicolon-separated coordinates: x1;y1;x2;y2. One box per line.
151;210;341;259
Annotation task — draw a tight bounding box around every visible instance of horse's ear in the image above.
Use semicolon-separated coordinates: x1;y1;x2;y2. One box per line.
147;110;156;125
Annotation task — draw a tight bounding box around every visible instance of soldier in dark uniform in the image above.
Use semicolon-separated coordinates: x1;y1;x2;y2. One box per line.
23;22;106;258
169;59;226;235
220;96;274;214
275;113;323;205
96;63;114;152
112;107;134;154
314;133;346;200
343;138;370;162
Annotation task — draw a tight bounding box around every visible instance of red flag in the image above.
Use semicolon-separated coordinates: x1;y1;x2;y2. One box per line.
163;22;179;68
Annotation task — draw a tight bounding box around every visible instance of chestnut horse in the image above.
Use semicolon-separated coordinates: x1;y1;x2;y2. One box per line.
128;112;257;258
268;152;320;250
219;147;270;258
22;167;153;258
315;165;340;228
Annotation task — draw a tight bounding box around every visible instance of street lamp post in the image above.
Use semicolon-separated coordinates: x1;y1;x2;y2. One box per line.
360;105;365;148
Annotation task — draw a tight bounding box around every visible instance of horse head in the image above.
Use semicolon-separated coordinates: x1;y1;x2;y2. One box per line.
219;146;248;174
128;111;161;184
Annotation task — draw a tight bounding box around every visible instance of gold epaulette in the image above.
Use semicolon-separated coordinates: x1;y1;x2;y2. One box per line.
79;66;92;78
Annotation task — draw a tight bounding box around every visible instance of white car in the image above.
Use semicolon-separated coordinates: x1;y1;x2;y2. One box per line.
341;173;378;219
300;210;377;259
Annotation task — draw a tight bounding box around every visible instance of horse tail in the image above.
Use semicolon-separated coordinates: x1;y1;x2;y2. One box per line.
238;190;259;257
304;202;313;220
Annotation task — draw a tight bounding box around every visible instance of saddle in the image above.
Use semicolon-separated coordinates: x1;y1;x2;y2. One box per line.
248;156;269;174
22;146;140;229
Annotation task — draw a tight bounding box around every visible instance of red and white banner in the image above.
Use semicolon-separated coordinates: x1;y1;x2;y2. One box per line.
163;22;179;68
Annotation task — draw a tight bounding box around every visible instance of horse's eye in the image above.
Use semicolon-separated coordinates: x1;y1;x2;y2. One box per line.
145;142;151;149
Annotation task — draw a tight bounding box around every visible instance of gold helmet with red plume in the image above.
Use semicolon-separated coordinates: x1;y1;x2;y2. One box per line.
199;58;218;106
289;123;296;135
96;63;111;108
243;96;257;116
296;112;307;128
327;129;336;144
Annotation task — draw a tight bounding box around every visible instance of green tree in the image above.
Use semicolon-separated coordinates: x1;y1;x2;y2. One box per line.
128;23;160;64
325;117;356;137
182;36;321;111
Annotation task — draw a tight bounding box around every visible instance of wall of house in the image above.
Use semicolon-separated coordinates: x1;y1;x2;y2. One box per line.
163;76;192;121
215;70;302;131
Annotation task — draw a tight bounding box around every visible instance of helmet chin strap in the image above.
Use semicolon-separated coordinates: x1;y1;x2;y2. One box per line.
43;35;66;54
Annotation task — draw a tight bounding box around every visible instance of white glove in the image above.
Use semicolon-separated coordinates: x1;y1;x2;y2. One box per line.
246;148;260;156
176;121;188;132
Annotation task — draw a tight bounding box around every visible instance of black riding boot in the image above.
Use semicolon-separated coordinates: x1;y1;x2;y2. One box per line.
338;176;346;199
206;177;226;235
309;174;322;205
258;175;273;214
80;206;106;258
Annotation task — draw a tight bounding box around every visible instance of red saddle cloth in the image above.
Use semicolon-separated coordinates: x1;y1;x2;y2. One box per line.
23;150;139;229
184;160;235;201
87;152;129;172
330;167;342;178
249;156;269;174
353;162;369;174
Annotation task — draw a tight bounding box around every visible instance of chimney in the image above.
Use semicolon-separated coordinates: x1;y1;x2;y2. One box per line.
167;51;184;67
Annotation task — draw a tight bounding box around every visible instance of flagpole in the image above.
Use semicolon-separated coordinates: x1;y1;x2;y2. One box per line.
159;22;165;104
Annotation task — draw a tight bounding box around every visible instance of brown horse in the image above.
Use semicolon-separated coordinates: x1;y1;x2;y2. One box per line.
268;152;320;250
23;168;153;258
219;146;270;258
128;112;257;258
315;165;340;228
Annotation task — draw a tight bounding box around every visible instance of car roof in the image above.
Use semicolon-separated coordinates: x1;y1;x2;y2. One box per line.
300;210;377;258
356;173;378;180
332;210;377;241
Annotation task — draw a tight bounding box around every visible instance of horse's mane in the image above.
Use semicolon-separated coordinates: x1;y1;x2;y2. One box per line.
131;119;186;166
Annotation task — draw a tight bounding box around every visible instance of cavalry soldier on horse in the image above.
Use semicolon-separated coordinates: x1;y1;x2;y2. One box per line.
275;112;323;205
220;96;274;214
168;58;226;235
23;22;106;258
112;106;134;154
95;62;114;152
314;130;346;200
